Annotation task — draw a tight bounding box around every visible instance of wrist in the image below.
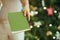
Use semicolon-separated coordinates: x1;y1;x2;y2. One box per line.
23;0;29;8
24;4;29;9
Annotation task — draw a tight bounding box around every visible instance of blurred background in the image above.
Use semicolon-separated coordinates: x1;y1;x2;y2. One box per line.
25;0;60;40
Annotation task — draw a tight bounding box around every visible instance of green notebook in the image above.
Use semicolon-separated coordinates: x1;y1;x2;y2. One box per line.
8;12;30;32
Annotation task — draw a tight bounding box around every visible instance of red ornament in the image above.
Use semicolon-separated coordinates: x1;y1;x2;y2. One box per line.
47;6;53;16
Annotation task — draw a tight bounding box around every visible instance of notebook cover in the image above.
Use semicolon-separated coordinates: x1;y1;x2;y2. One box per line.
8;12;30;32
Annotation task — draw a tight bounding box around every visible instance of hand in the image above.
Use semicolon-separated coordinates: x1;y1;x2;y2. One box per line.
24;6;30;21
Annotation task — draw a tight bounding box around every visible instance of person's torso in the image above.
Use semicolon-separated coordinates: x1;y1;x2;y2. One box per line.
0;0;23;19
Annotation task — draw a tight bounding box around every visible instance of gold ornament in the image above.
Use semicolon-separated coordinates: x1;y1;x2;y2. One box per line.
46;31;52;36
57;25;60;30
30;5;37;11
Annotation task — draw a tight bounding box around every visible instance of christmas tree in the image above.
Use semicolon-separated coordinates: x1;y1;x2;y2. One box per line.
25;0;60;40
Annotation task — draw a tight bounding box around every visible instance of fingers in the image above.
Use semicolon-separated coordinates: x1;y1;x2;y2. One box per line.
27;12;30;21
24;9;30;21
24;10;26;16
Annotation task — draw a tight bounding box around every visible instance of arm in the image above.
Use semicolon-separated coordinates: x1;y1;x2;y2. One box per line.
0;0;3;10
20;0;29;7
20;0;30;21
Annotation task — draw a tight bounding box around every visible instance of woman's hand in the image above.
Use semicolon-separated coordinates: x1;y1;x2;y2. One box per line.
24;6;30;21
20;0;30;21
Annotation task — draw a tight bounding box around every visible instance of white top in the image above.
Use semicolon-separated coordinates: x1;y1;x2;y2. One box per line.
0;0;23;19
